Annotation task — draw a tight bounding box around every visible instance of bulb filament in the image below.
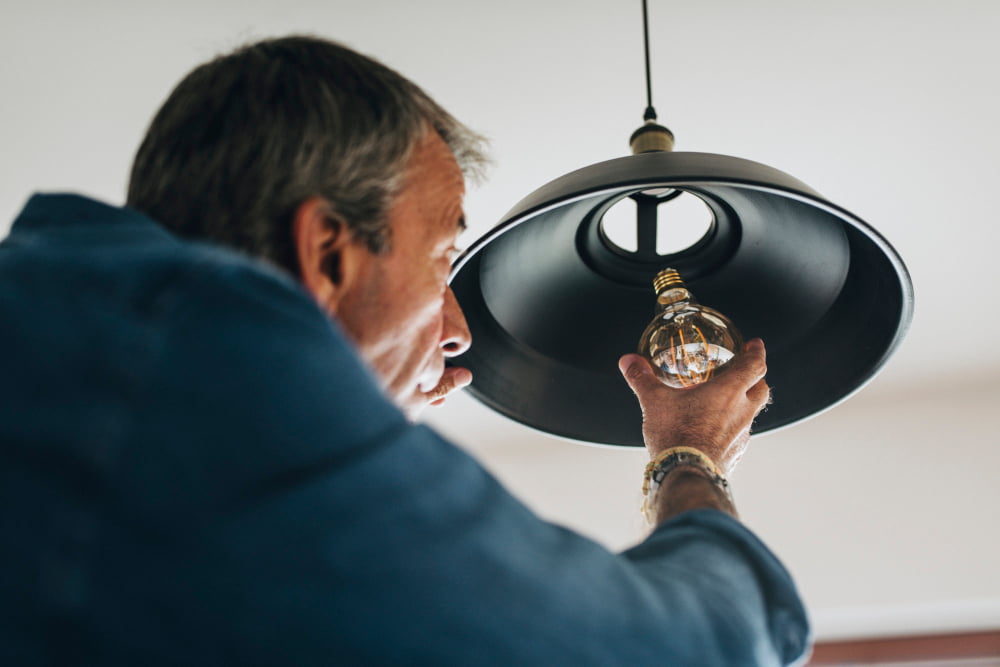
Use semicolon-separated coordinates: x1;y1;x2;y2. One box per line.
667;324;715;387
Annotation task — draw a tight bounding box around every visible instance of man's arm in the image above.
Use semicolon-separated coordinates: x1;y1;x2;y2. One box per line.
619;339;770;524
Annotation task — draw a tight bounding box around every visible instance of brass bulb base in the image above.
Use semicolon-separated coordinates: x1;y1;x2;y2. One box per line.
653;268;684;293
629;121;675;154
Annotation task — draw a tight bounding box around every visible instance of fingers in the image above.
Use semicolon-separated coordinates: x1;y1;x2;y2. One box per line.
712;339;770;417
425;366;473;406
618;353;662;401
619;339;766;400
747;377;772;415
620;340;770;471
717;338;767;389
729;339;770;412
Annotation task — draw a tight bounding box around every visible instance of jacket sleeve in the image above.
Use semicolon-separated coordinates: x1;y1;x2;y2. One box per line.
113;255;811;666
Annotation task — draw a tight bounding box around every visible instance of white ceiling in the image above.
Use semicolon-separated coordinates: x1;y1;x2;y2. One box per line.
3;0;999;644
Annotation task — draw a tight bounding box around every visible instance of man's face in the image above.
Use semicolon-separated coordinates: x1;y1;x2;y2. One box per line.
334;131;472;418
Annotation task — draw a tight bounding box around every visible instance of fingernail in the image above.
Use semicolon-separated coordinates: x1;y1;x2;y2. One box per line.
745;338;763;351
454;367;473;387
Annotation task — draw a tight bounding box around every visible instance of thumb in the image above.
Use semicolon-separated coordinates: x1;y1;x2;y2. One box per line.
618;353;661;398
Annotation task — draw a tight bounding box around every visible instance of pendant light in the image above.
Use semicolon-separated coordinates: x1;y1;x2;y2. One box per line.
448;1;914;447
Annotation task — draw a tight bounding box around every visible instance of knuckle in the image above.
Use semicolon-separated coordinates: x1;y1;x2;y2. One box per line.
624;362;648;383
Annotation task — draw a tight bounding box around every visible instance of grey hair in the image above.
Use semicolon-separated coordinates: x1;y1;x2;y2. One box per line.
127;35;489;274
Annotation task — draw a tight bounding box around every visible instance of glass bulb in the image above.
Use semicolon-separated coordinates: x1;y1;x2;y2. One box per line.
637;268;744;388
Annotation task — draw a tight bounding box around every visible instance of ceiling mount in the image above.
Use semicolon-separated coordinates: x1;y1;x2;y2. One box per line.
630;0;674;155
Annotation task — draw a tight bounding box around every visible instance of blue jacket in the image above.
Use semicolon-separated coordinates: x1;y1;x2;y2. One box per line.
0;193;809;665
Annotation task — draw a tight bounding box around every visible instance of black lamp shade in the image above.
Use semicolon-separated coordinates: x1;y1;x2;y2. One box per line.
450;151;914;447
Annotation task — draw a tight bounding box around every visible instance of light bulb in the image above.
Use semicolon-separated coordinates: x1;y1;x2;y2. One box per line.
638;268;744;388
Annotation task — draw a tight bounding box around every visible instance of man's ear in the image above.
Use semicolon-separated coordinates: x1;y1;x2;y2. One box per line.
291;196;364;315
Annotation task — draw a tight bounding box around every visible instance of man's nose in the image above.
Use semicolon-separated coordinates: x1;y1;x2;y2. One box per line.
440;286;471;357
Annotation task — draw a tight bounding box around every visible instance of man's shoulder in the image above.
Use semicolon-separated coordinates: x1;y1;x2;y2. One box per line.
5;192;319;329
0;191;399;472
1;192;366;401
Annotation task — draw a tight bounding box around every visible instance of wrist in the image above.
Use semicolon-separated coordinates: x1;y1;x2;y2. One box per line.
655;467;738;522
642;447;736;524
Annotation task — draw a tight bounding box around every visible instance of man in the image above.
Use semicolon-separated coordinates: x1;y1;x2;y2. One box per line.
0;36;809;664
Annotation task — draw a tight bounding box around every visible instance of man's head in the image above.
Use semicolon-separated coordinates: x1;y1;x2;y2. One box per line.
127;36;488;417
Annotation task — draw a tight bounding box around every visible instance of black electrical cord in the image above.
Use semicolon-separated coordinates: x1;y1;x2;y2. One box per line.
642;0;657;121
